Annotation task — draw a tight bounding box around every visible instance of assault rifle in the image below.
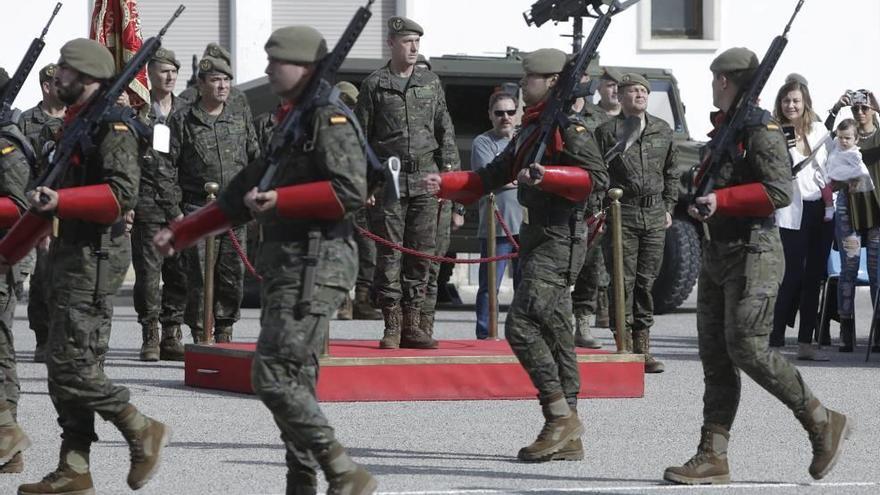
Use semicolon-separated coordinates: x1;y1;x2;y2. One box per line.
690;0;805;215
35;5;185;199
257;0;390;195
522;0;638;178
0;2;62;125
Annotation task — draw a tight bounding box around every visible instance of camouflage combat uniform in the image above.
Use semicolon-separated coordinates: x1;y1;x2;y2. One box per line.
18;103;63;356
217;101;367;493
163;100;259;341
596;112;678;368
422;197;453;334
355;63;459;344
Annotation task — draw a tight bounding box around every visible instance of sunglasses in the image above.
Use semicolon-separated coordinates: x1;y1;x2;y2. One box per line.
853;105;871;114
493;110;516;117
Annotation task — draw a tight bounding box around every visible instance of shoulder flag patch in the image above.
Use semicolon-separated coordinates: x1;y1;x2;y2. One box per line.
329;115;348;125
767;123;779;131
0;145;15;155
113;123;129;132
574;125;586;133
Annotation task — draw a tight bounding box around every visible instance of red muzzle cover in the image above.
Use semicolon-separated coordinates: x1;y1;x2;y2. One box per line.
0;211;52;265
539;166;593;202
275;181;345;220
438;171;484;205
171;202;232;251
56;184;120;225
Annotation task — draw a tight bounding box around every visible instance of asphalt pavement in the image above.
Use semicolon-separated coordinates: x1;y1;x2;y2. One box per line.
2;285;878;494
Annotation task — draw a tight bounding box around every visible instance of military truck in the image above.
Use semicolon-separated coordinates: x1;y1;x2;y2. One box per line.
239;52;704;313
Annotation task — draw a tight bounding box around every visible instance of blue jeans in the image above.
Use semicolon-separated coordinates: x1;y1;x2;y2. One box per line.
835;193;880;318
475;237;521;339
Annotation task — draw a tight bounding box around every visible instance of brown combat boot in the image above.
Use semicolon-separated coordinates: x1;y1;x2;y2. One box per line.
159;325;185;361
286;468;317;495
113;405;170;490
1;452;23;473
400;305;438;349
352;287;382;320
214;326;233;344
318;442;377;495
18;444;94;495
663;424;730;485
550;408;584;461
336;293;353;320
0;405;31;466
139;322;160;362
574;310;602;349
420;311;436;338
518;392;584;462
797;398;852;480
379;304;401;349
632;329;665;373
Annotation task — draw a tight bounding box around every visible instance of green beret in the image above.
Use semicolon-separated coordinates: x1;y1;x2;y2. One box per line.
710;47;759;73
198;56;233;79
522;48;567;75
204;43;232;66
617;72;651;93
415;54;431;70
0;68;8;92
151;47;180;70
38;63;57;84
785;72;808;87
335;81;359;107
265;26;328;64
387;16;423;37
58;38;115;80
601;67;623;83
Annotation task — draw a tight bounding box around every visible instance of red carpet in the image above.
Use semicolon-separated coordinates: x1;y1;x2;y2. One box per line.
184;339;644;401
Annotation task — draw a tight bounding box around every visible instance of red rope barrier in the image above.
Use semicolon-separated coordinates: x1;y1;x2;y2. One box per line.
226;229;263;281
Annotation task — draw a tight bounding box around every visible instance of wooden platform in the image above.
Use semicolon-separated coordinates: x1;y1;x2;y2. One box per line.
184;339;645;401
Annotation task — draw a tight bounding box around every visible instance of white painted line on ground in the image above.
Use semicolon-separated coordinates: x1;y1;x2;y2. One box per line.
377;481;879;494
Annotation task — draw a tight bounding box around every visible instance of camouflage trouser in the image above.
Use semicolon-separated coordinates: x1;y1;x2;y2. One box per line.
183;224;246;333
606;206;666;332
571;240;609;315
354;207;376;291
46;236;132;445
370;193;438;309
0;273;19;413
424;200;453;316
131;222;164;326
251;237;357;480
506;220;586;408
27;245;51;347
698;229;815;430
160;250;188;328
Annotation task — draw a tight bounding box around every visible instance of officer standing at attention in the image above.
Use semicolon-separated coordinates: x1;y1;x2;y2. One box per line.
161;48;260;344
0;39;168;494
597;73;678;373
18;63;65;363
425;48;608;462
664;47;851;485
0;67;35;474
178;43;253;119
132;47;188;361
355;16;460;350
154;25;377;495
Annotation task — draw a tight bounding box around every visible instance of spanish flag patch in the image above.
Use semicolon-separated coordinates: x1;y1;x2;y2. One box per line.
113;123;129;132
767;123;779;131
0;145;15;155
329;115;348;125
574;125;586;133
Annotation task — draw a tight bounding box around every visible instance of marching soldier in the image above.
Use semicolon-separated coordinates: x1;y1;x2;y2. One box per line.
425;48;608;462
161;48;260;343
154;25;377;495
0;39;168;494
664;47;851;485
0;67;36;474
355;16;460;349
132;47;188;361
18;63;65;363
597;73;678;373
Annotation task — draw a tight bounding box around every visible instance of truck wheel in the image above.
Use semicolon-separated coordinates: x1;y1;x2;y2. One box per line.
652;217;700;314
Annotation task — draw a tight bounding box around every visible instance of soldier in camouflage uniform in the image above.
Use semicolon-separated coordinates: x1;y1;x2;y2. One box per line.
161;52;260;343
131;48;188;361
0;39;168;494
18;63;65;363
570;68;620;349
427;48;608;462
596;73;678;373
664;48;851;485
155;26;377;495
178;43;253;120
421;198;464;336
0;67;35;474
355;16;460;349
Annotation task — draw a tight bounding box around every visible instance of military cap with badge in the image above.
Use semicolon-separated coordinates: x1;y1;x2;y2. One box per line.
617;72;651;93
387;16;423;37
199;43;234;78
151;47;180;70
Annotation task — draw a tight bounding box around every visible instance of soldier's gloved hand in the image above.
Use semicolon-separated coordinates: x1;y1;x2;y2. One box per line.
688;193;717;221
29;186;58;213
424;173;442;195
517;163;544;186
153;228;176;257
244;187;277;214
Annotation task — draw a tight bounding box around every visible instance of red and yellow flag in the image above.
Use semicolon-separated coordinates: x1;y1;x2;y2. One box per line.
89;0;150;109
